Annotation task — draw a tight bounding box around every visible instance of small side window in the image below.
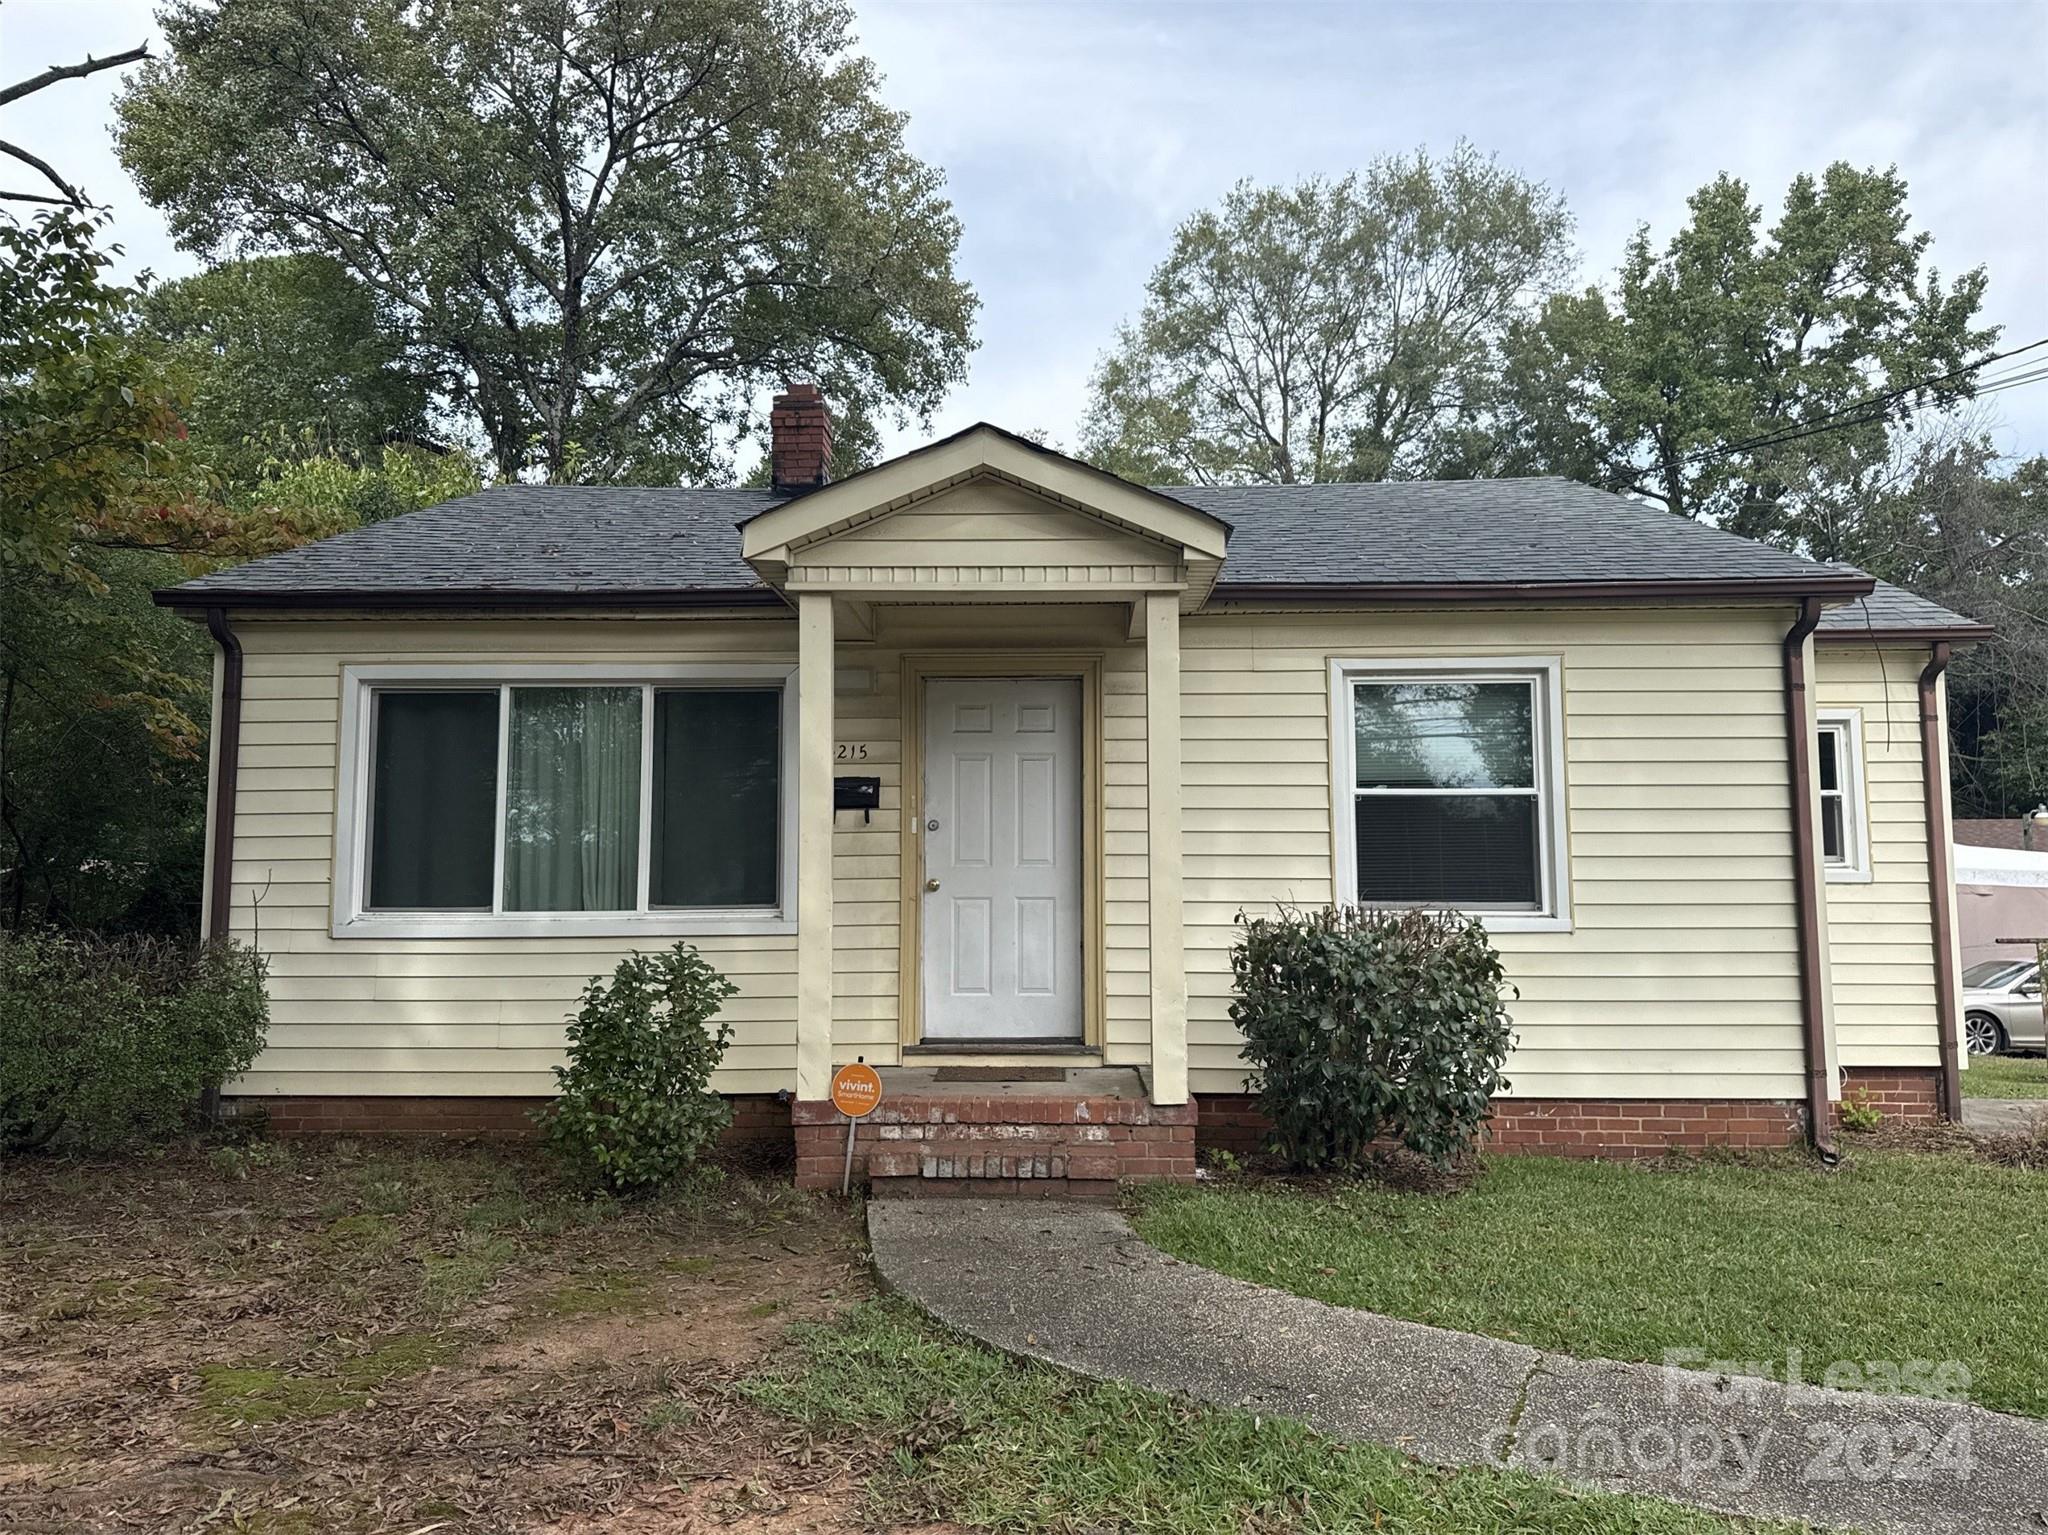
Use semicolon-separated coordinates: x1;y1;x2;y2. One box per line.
1815;713;1868;881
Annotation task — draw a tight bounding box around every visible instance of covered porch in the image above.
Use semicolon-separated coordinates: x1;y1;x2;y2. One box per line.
739;424;1231;1183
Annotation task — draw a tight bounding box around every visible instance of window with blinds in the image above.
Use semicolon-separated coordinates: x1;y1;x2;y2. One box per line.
1332;661;1567;927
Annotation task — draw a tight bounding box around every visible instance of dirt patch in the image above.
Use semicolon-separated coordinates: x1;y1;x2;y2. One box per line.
0;1140;881;1533
534;1457;968;1535
481;1244;860;1375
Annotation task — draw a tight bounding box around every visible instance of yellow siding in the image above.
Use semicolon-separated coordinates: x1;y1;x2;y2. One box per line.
827;605;1151;1066
226;605;1153;1099
786;480;1184;590
222;598;1925;1106
830;650;903;1060
1179;606;1812;1100
224;614;802;1097
1816;645;1944;1067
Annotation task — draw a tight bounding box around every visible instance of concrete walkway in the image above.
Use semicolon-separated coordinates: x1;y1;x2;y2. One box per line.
869;1199;2048;1535
1962;1096;2048;1135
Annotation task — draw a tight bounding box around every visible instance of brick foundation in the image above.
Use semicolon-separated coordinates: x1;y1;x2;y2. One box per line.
1194;1094;1271;1159
1483;1099;1807;1155
231;1093;795;1152
793;1087;1196;1195
1837;1066;1942;1127
1196;1092;1811;1159
230;1071;1941;1170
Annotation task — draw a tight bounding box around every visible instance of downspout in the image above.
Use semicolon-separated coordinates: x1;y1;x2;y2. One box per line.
204;608;243;944
1919;642;1964;1121
1783;597;1838;1161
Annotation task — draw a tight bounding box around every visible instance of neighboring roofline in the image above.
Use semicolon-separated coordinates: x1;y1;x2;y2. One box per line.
1816;622;1997;644
153;585;787;613
1206;573;1877;605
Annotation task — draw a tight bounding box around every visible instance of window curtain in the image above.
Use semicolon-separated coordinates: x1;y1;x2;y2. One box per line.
504;687;641;912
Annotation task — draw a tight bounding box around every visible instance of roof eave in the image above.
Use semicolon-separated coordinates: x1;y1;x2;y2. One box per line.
1205;573;1878;606
152;585;789;613
1816;623;1997;645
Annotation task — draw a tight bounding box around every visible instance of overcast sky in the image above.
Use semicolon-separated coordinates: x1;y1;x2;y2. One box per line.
7;0;2045;463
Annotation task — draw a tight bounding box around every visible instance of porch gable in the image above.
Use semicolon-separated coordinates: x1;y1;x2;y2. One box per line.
740;423;1228;609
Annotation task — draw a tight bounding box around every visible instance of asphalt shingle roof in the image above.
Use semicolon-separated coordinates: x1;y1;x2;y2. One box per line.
1815;577;1989;636
169;485;790;600
157;473;1984;637
1166;478;1836;588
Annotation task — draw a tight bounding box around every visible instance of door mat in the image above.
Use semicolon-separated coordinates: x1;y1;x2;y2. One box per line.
931;1066;1067;1083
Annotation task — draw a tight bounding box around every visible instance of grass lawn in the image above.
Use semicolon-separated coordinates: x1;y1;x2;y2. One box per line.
1133;1149;2048;1421
744;1300;1803;1535
1962;1052;2048;1098
4;1139;1802;1535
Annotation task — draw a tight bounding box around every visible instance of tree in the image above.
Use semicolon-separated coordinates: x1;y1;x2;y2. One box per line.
237;442;484;540
0;547;211;931
138;255;434;479
0;210;220;594
115;0;977;482
1080;145;1573;485
1844;432;2047;817
1;39;151;208
1;209;214;930
1493;164;1996;545
0;207;476;933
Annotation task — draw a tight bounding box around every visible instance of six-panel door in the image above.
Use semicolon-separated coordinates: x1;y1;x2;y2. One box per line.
920;677;1084;1041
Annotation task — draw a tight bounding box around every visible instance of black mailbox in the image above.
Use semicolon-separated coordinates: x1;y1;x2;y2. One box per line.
834;775;881;821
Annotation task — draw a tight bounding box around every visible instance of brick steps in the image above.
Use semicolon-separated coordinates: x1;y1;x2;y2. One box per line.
792;1067;1196;1194
864;1138;1121;1200
866;1140;1120;1200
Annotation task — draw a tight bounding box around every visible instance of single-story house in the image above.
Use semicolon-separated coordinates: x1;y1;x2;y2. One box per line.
157;388;1994;1189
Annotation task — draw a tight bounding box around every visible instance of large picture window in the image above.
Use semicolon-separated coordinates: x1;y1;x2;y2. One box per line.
1330;659;1569;930
339;666;795;936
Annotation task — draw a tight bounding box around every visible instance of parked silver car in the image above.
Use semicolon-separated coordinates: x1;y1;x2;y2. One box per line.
1962;958;2045;1055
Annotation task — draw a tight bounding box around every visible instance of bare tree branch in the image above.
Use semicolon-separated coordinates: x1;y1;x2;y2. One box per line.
0;44;150;110
0;137;85;207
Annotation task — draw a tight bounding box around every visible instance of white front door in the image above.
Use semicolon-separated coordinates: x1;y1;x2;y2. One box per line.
921;677;1084;1042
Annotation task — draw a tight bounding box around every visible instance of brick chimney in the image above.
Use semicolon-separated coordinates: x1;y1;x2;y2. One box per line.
770;383;834;491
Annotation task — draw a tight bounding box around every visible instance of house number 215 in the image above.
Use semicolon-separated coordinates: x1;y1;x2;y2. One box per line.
836;743;870;761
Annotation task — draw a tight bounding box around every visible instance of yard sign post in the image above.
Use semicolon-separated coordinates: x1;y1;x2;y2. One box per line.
830;1060;883;1196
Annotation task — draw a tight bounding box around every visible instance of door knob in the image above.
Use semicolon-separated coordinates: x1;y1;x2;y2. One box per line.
925;878;941;892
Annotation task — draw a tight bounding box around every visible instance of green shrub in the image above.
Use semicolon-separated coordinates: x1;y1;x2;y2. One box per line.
537;942;738;1195
0;932;268;1153
1231;906;1514;1170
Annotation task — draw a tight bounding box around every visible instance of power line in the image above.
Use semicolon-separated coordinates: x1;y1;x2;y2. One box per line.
1673;336;2048;469
1975;365;2048;398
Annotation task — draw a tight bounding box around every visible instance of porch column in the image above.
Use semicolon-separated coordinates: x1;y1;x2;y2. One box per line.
1145;592;1189;1105
796;593;835;1101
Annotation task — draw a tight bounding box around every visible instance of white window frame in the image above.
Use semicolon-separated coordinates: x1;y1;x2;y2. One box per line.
1328;656;1571;933
333;662;800;939
1816;709;1871;883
